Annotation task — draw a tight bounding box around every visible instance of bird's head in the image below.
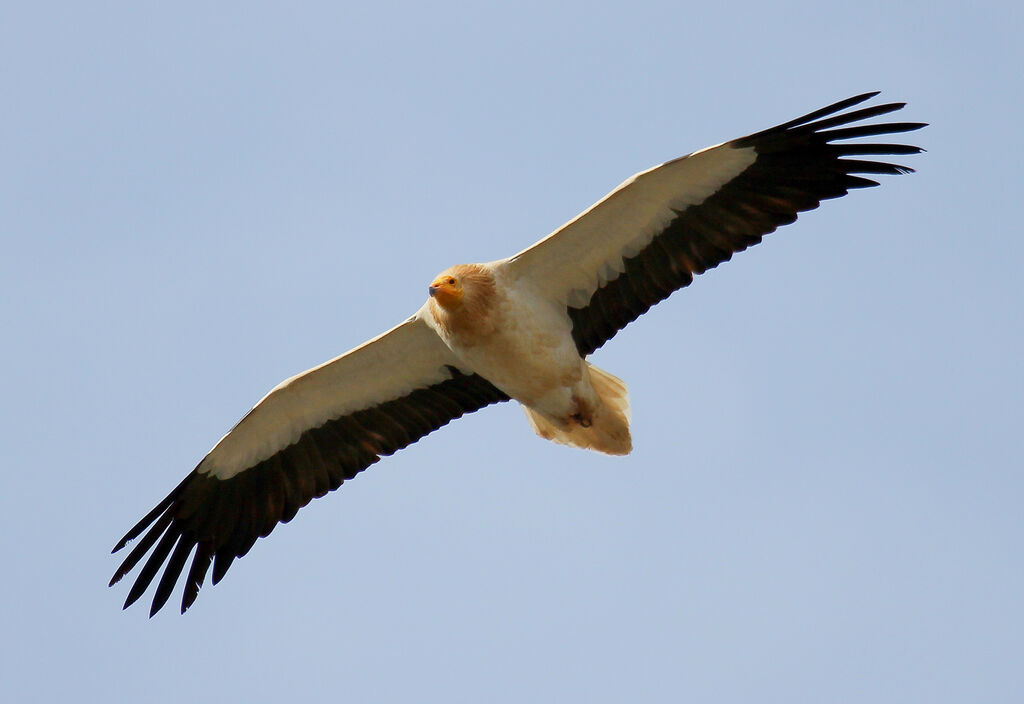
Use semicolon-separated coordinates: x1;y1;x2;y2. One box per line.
428;271;464;310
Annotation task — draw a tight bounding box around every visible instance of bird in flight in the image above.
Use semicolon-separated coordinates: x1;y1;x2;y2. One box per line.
111;92;924;616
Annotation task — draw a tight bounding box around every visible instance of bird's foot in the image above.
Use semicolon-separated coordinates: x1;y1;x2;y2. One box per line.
570;411;592;428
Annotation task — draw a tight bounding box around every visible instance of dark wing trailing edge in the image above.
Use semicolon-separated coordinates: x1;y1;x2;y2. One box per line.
567;92;925;356
110;368;508;616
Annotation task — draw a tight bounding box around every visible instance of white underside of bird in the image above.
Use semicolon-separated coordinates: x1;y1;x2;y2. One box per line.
421;262;632;455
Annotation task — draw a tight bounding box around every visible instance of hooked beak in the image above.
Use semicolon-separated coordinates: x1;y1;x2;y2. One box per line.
428;285;439;297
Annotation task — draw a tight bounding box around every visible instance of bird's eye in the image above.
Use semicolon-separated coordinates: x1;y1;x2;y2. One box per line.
447;278;456;285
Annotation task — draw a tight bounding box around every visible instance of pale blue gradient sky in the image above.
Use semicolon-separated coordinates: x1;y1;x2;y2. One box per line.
2;2;1022;702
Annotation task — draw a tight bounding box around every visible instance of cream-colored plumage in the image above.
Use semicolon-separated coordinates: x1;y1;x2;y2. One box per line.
424;263;632;455
111;93;924;616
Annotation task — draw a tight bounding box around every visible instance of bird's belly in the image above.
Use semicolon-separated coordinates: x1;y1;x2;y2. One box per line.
451;316;586;415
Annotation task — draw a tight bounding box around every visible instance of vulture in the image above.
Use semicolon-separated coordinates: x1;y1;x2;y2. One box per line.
111;92;924;615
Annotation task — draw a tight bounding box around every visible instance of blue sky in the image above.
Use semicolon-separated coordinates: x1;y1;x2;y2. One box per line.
3;2;1022;702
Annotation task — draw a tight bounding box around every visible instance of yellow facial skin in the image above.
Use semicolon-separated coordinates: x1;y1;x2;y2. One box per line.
428;274;464;309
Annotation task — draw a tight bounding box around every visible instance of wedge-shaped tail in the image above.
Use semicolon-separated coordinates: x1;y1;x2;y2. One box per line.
523;363;632;455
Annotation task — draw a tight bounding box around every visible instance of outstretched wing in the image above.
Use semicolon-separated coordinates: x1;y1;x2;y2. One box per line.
504;92;925;356
110;314;508;616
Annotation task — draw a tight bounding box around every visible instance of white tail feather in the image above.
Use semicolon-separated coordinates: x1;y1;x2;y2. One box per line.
522;363;632;455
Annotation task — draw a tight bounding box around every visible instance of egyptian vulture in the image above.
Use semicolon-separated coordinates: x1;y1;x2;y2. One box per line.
111;92;924;615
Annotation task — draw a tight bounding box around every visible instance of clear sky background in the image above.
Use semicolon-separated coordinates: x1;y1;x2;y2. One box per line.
2;2;1021;702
